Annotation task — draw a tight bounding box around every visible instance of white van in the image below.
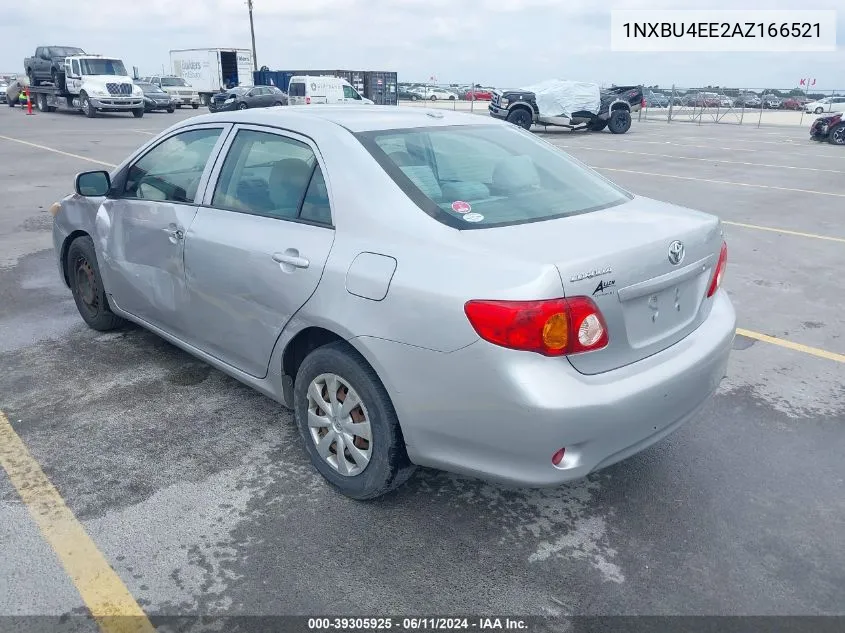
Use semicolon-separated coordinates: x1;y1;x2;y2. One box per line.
287;76;373;105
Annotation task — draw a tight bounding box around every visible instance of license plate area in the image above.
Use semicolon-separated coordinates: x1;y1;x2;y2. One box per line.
621;273;707;349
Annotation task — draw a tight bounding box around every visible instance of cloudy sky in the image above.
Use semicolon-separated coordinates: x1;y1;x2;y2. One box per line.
1;0;842;90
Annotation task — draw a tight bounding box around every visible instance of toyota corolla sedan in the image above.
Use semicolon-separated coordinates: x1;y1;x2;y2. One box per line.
51;106;735;499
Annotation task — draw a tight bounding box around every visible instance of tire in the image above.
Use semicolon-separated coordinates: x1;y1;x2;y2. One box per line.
192;104;199;109
27;68;39;87
66;236;125;332
36;93;48;112
200;94;209;106
587;119;608;132
829;123;845;146
80;92;96;118
274;101;284;107
132;108;144;118
506;107;533;131
429;95;437;101
608;108;632;134
815;107;823;114
167;106;174;113
294;342;416;500
237;102;248;110
51;68;64;90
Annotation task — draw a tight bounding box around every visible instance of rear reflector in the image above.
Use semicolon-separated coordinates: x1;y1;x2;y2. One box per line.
707;241;728;298
464;296;609;357
552;448;566;466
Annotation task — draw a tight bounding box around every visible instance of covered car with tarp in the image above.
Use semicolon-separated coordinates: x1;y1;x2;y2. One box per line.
489;79;643;134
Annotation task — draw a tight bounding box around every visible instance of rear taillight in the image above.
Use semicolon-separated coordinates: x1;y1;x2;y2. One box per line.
707;241;728;298
464;297;609;357
305;96;311;104
641;98;647;108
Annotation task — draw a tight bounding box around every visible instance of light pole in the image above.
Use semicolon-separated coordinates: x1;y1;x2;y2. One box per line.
247;0;258;71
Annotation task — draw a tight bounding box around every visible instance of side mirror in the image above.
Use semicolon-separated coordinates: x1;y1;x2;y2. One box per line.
75;170;111;197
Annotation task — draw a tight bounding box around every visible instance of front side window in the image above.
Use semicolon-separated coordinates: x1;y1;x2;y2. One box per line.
123;128;222;203
343;85;354;99
79;58;127;76
212;129;329;223
355;124;631;229
71;60;80;77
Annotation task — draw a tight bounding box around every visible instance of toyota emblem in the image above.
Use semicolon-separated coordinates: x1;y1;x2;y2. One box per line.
668;240;685;265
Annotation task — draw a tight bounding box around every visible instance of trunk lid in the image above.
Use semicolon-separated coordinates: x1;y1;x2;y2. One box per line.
462;196;724;374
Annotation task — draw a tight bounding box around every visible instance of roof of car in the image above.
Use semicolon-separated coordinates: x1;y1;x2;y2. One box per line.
185;105;503;133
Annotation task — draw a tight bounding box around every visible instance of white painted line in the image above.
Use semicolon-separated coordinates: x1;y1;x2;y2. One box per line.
723;221;845;244
595;166;845;198
588;138;845;159
0;134;116;167
558;145;845;174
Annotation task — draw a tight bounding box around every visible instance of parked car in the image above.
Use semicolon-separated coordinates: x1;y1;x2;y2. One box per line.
718;95;734;108
210;85;287;111
463;88;494;101
0;80;7;104
412;86;457;101
804;97;845;114
52;106;734;499
398;87;422;101
141;75;201;108
134;81;176;113
810;112;845;145
761;94;782;109
644;90;669;108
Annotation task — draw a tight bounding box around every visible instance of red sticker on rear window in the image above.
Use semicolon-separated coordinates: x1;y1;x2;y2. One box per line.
451;201;472;214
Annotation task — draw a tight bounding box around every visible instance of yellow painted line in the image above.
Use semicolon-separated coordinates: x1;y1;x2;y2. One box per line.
723;221;845;244
736;329;845;363
562;145;845;174
595;166;845;198
0;135;116;168
0;412;156;633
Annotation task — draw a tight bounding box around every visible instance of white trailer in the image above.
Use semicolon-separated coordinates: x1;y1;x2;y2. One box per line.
169;48;254;106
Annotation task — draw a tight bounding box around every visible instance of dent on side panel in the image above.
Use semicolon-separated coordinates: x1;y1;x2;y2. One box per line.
345;252;397;301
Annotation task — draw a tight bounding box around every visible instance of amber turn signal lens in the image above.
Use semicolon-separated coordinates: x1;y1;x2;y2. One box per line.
542;313;569;350
48;202;61;217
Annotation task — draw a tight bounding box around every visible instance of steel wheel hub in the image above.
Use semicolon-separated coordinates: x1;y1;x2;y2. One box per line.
306;373;372;477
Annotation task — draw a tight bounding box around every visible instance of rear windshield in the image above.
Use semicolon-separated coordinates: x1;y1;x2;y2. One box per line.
161;77;188;87
50;47;84;57
354;124;631;229
289;82;305;97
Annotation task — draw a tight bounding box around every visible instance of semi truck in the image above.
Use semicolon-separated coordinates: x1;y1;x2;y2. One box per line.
169;48;254;106
28;54;145;118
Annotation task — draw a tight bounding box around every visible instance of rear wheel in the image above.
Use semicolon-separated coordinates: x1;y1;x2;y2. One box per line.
506;107;533;131
192;104;199;109
608;108;632;134
167;106;175;113
815;107;824;114
238;101;248;110
294;342;416;499
132;108;144;118
829;123;845;146
587;119;608;132
66;236;125;331
429;95;437;101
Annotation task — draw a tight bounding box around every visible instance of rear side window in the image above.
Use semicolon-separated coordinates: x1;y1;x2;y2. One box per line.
355;124;631;229
212;129;331;224
289;82;305;97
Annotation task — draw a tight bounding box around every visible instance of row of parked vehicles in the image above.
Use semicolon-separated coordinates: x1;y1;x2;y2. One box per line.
398;84;497;101
643;89;843;113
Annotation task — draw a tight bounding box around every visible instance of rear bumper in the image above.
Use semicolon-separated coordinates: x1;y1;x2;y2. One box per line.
354;290;736;488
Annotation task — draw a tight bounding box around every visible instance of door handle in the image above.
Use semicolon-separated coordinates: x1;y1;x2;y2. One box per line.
272;251;310;269
163;227;184;242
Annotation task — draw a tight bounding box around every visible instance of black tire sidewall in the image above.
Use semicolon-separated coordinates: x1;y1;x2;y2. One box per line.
507;109;532;130
66;236;122;331
294;343;410;499
608;109;631;134
829;124;845;145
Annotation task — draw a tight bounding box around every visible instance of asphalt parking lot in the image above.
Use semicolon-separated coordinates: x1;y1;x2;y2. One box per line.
1;105;843;628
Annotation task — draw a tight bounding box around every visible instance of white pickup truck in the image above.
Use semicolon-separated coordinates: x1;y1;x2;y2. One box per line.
29;54;145;118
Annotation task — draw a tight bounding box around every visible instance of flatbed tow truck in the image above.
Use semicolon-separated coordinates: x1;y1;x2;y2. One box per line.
28;53;144;118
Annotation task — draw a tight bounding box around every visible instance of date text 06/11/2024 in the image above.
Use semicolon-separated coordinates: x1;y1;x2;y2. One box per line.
306;617;529;631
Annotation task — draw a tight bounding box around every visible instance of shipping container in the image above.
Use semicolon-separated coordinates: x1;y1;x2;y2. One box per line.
254;69;397;105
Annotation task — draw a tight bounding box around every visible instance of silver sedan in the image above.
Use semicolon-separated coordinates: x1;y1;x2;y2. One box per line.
51;106;736;499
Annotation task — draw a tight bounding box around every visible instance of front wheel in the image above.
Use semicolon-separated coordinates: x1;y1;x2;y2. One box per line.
237;102;248;110
167;106;175;113
429;95;437;101
27;69;39;86
132;108;144;118
294;342;416;500
80;93;96;118
66;236;125;331
192;104;199;109
608;108;632;134
506;107;533;131
815;107;824;114
829;123;845;146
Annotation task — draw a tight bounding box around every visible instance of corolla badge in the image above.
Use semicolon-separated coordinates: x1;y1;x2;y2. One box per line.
668;240;685;265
